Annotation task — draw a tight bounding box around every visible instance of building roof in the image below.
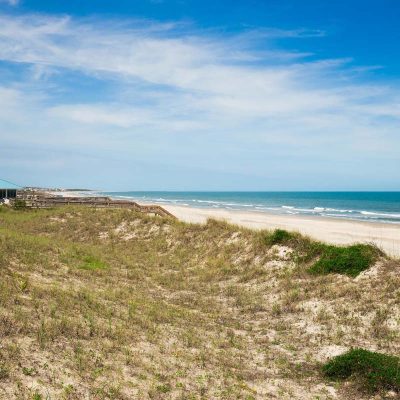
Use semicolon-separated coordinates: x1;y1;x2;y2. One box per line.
0;179;21;189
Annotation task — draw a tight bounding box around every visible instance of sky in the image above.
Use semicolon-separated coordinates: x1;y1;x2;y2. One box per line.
0;0;399;191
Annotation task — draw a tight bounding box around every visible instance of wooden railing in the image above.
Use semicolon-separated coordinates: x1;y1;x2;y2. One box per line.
16;191;176;219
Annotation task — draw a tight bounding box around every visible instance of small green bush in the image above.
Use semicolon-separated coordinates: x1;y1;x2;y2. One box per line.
265;229;295;245
309;244;381;277
323;348;400;392
263;229;382;277
13;199;27;210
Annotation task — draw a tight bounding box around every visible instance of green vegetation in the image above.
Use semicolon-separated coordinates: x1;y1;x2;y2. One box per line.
79;255;108;270
22;366;36;376
323;348;400;393
12;199;27;210
0;363;9;380
0;206;397;399
264;229;381;277
264;228;296;245
156;383;172;393
309;244;381;278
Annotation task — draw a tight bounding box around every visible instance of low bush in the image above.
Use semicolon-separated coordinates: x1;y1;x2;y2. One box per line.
264;229;380;277
309;244;381;277
323;348;400;392
264;229;296;245
13;199;27;210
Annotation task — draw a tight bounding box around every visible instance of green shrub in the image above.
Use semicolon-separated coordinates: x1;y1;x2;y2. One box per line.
323;348;400;392
265;229;295;245
13;199;27;210
309;244;381;277
263;229;382;277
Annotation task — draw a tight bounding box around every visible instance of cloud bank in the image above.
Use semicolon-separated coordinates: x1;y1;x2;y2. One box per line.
0;13;399;189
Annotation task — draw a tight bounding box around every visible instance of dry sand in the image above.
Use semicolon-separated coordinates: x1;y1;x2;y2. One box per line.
163;204;400;258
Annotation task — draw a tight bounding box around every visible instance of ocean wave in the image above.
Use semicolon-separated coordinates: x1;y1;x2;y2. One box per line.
281;206;356;215
193;199;222;204
103;192;400;224
255;206;281;211
360;211;400;218
325;208;353;213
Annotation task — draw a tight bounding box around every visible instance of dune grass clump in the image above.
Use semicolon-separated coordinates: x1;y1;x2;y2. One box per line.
264;229;297;245
79;255;108;270
0;363;9;380
323;348;400;393
309;244;381;278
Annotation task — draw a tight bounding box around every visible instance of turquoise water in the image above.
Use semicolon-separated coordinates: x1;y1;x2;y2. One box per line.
103;192;400;224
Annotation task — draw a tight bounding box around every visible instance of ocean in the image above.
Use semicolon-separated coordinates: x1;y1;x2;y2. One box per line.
102;192;400;224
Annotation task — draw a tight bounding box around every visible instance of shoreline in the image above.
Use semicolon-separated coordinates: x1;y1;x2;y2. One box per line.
46;190;400;257
162;204;400;258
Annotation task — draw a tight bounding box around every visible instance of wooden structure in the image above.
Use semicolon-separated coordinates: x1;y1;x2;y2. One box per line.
16;191;176;219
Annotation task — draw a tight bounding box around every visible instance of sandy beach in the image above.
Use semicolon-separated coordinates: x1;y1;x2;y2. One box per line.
162;204;400;258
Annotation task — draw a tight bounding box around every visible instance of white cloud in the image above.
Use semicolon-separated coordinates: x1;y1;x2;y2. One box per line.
0;12;399;189
0;0;19;6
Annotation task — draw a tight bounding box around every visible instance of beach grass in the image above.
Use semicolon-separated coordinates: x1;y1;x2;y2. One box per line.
264;228;296;245
0;206;398;399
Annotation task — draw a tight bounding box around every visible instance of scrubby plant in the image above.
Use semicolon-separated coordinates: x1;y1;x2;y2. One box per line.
13;199;27;210
323;348;400;392
156;383;172;393
309;244;381;277
264;229;296;245
263;229;380;277
0;363;9;380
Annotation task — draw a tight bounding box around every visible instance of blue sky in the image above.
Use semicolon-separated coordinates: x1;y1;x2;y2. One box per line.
0;0;399;190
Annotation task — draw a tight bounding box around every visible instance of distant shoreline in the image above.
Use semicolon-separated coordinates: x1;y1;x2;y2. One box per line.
103;191;400;225
46;190;400;257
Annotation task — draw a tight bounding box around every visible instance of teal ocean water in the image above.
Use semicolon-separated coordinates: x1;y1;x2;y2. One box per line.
103;192;400;224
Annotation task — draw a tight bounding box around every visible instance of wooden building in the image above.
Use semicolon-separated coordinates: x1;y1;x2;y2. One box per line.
0;179;21;199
